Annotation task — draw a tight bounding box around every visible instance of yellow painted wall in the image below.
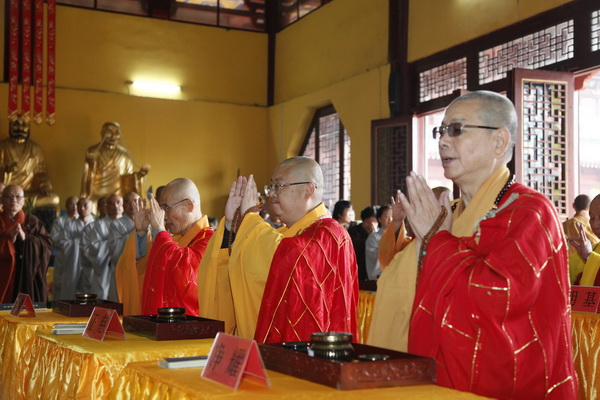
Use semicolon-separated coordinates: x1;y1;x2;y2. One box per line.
275;0;388;104
57;6;267;105
268;66;390;210
408;0;575;61
269;0;389;211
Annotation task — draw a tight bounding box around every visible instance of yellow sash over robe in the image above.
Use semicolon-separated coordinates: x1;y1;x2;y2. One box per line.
368;167;511;351
115;230;149;315
377;221;411;271
198;203;329;339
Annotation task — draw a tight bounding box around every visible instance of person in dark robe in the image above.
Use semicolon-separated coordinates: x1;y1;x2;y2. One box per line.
0;184;52;303
348;206;378;281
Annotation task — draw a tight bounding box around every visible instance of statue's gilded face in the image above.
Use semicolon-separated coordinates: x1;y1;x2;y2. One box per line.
101;123;122;148
9;118;30;143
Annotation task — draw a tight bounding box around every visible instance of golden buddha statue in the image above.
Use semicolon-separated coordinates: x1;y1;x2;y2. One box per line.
0;117;59;209
80;122;150;204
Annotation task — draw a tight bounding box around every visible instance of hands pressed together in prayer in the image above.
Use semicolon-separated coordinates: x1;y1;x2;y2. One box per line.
390;190;407;234
224;174;261;231
397;172;452;243
567;222;593;261
132;195;165;233
10;223;26;243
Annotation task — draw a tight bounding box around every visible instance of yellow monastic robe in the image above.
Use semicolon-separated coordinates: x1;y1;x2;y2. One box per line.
116;231;151;315
377;220;411;271
198;204;329;339
368;167;511;352
563;215;599;257
570;241;600;285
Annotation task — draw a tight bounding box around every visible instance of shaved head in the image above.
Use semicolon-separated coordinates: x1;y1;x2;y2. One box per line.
276;156;324;203
163;178;201;206
123;191;141;218
590;195;600;237
160;178;203;235
269;156;324;227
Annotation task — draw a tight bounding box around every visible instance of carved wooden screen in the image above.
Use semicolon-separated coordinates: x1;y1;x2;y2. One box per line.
508;68;574;218
371;116;413;205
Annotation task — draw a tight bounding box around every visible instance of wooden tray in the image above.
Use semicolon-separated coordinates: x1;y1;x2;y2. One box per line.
123;315;224;341
258;342;436;390
52;299;123;317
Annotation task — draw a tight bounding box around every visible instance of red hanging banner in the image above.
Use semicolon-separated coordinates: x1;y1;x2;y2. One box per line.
46;0;56;125
33;0;44;125
21;0;33;123
8;0;19;121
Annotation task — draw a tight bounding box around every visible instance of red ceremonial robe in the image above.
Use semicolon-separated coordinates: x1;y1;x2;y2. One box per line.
409;183;577;399
0;210;52;303
254;218;359;343
141;218;214;316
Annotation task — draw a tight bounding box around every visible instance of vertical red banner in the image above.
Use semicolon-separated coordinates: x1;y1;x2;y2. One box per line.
34;0;44;125
21;0;33;123
8;0;19;121
46;0;56;125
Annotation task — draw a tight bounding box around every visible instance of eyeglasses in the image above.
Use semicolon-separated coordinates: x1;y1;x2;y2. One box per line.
264;182;315;197
160;198;188;211
432;122;499;139
2;195;24;200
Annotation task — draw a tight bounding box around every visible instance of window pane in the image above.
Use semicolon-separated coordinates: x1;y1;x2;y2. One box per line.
423;111;452;190
300;107;351;211
577;71;600;199
343;127;351;200
303;128;316;160
319;113;341;207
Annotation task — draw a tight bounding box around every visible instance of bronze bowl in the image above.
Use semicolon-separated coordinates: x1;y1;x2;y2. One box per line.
150;307;187;323
308;331;354;361
74;293;97;303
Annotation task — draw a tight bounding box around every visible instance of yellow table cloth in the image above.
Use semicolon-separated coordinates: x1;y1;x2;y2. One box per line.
0;310;89;399
572;312;600;400
357;290;376;344
109;360;489;399
13;328;214;400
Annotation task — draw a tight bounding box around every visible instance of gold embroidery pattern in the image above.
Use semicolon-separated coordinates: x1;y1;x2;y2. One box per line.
260;221;355;342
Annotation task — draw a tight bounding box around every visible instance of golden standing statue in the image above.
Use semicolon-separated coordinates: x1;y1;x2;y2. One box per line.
0;117;59;209
80;122;150;204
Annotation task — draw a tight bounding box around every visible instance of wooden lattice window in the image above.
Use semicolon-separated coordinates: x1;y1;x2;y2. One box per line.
509;68;574;217
300;105;351;209
479;21;574;85
370;116;413;205
592;8;600;52
411;1;600;113
419;58;467;103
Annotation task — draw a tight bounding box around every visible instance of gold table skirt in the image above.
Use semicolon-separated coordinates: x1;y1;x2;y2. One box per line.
0;310;89;399
572;312;600;400
357;290;376;344
109;361;488;400
13;328;214;400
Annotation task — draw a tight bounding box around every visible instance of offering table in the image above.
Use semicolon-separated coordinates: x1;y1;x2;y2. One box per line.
12;328;213;399
109;360;490;400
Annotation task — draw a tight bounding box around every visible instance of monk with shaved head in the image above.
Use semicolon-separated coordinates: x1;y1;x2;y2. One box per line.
116;178;213;316
198;156;358;342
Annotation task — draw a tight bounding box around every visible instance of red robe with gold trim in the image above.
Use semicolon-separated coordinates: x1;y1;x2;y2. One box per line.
409;183;577;399
141;223;213;316
254;218;359;343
